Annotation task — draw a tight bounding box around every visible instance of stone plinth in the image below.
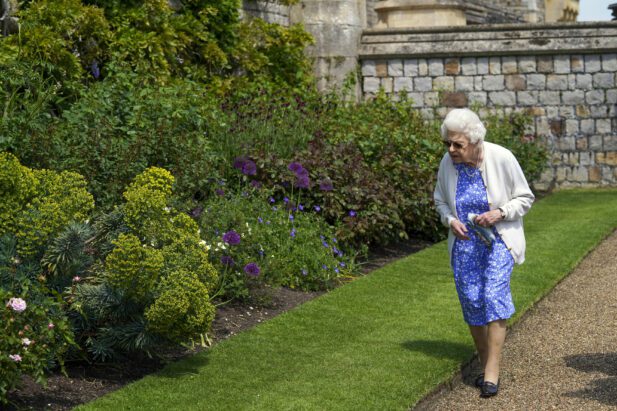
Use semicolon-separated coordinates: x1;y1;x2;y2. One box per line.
374;0;466;28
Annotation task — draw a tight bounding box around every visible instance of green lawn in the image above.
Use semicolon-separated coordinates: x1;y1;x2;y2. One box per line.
78;189;617;411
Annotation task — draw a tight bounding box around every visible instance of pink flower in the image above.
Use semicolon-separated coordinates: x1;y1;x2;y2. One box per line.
9;354;22;362
7;297;27;313
48;323;55;330
73;276;81;282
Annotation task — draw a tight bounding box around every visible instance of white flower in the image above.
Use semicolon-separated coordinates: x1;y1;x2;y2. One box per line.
22;338;31;346
9;354;21;362
164;207;171;213
7;297;26;313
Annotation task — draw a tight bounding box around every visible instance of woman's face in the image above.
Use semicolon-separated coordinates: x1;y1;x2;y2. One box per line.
445;130;475;164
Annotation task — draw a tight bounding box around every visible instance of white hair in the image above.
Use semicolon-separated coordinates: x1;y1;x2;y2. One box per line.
440;108;486;144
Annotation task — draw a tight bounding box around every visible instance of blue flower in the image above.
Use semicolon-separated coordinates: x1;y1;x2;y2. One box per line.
339;261;346;267
334;267;340;273
322;264;328;270
289;214;294;221
322;241;329;248
298;204;304;211
314;205;321;212
349;210;357;217
91;61;100;79
269;197;275;204
284;197;290;204
258;217;264;223
290;228;297;237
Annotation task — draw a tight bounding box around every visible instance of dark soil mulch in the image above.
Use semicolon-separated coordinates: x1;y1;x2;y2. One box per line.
5;237;433;411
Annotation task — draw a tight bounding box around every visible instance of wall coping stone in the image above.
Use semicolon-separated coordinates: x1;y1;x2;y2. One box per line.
360;22;617;59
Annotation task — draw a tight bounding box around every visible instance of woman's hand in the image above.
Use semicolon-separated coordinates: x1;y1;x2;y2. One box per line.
474;209;503;227
450;219;470;240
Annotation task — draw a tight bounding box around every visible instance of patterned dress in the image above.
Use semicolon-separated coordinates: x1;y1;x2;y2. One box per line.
452;162;515;326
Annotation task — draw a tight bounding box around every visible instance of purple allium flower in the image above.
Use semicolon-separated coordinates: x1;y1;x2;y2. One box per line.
314;205;321;212
242;159;257;176
7;297;26;313
222;230;241;245
295;167;309;177
349;210;357;217
296;174;310;189
9;354;22;362
288;162;304;174
290;228;297;237
215;188;225;196
91;61;100;79
233;156;247;170
319;179;333;191
220;256;235;266
244;262;261;276
250;180;262;189
189;206;204;218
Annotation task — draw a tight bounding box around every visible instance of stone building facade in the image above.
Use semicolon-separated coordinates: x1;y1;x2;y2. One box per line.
361;22;617;189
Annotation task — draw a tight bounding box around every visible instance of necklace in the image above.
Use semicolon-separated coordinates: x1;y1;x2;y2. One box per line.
463;164;477;177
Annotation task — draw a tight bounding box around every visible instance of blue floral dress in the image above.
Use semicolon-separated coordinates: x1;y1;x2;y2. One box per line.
452;163;515;326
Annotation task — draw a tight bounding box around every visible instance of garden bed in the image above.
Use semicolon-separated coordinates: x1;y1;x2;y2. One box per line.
6;237;433;411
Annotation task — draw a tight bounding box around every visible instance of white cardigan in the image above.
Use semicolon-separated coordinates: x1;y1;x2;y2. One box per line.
434;141;535;264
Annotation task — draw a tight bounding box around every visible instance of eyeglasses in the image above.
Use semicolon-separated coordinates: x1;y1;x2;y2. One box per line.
443;140;467;150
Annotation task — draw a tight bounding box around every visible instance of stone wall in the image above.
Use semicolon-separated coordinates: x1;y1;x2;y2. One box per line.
359;22;617;189
241;0;290;26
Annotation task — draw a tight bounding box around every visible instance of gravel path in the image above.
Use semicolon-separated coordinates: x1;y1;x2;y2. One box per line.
415;229;617;410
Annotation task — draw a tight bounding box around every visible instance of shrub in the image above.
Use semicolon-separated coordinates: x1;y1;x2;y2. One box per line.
0;152;94;259
43;75;224;207
70;167;218;360
0;257;75;405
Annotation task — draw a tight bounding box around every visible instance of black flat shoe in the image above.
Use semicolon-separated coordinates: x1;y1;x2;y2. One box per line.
474;373;484;388
480;381;499;398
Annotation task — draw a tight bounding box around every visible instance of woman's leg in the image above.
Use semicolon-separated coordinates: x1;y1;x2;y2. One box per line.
483;319;507;384
469;325;488;370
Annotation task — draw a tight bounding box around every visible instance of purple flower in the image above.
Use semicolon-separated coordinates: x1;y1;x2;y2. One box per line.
215;188;225;197
334;267;340;273
7;297;26;313
284;197;290;204
250;180;262;189
91;61;100;79
322;241;329;248
295;174;310;189
290;228;297;237
244;262;261;277
289;214;294;221
222;230;241;245
288;162;304;174
220;256;235;266
298;204;304;211
189;206;204;218
269;197;275;204
349;210;357;217
319;179;333;191
242;160;257;176
314;205;321;212
295;167;309;177
322;264;328;270
258;217;264;223
339;261;346;267
233;156;247;170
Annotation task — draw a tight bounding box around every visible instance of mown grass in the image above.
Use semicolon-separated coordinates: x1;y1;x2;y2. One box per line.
78;189;617;411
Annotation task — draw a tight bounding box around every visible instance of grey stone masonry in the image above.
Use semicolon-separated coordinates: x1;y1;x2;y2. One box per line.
360;22;617;189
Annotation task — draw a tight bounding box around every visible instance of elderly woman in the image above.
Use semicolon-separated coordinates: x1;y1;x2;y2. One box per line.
434;108;534;398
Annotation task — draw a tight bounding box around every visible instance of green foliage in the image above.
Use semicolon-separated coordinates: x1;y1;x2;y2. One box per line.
484;111;549;184
0;152;94;258
70;167;219;359
44;75;223;207
198;189;354;301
